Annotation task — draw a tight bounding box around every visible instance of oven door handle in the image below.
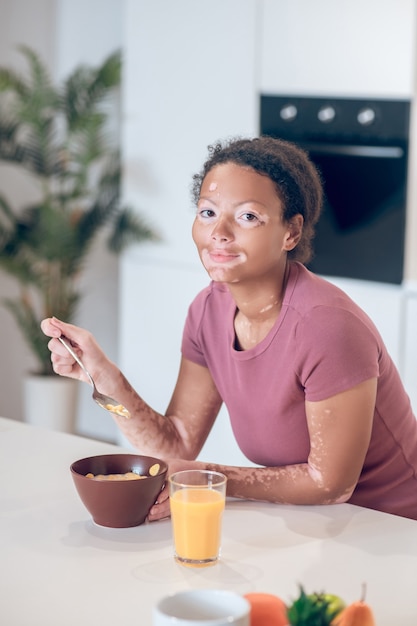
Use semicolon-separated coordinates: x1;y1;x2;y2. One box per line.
302;143;404;159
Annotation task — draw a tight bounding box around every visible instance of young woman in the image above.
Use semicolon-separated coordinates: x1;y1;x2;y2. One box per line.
41;136;417;521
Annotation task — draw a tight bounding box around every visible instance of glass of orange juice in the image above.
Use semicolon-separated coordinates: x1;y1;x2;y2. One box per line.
169;469;227;567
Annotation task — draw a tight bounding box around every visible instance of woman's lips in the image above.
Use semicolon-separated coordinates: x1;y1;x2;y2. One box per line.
208;249;240;263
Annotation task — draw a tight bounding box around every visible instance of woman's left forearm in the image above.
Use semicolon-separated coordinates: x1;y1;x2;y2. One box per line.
204;462;354;506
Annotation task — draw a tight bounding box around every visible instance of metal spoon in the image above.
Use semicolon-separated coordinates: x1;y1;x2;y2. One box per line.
58;336;130;419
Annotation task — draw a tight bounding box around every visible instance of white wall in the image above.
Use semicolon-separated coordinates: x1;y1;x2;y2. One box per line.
0;0;57;424
0;0;124;442
53;0;124;441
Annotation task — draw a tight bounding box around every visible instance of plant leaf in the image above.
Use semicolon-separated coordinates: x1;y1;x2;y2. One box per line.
0;46;158;374
107;208;161;253
2;297;54;375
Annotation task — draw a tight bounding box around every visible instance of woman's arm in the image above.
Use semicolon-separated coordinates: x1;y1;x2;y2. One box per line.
115;355;223;458
41;317;377;520
214;377;377;504
41;317;223;459
149;377;377;520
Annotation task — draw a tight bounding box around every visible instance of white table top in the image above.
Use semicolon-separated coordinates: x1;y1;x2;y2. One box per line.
1;416;416;625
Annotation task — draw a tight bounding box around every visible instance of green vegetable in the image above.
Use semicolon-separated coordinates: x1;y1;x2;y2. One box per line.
287;586;345;626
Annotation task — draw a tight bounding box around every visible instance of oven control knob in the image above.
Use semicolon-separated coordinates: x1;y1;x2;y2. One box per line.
279;104;298;121
357;107;376;126
317;106;336;123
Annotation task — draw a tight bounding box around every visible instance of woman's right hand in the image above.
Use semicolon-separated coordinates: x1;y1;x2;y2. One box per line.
40;317;116;393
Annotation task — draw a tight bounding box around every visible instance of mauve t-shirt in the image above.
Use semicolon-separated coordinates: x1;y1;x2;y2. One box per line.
181;262;417;519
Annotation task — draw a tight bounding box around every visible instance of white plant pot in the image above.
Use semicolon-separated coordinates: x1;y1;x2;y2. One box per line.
24;375;79;433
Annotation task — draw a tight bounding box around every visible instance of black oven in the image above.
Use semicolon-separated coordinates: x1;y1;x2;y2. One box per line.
260;95;410;284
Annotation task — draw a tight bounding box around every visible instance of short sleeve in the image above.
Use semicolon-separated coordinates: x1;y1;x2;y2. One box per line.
181;288;210;367
294;305;381;402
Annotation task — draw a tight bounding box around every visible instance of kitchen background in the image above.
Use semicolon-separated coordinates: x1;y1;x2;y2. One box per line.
1;0;417;465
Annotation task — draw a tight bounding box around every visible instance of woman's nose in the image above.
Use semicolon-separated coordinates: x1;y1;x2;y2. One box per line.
210;218;233;241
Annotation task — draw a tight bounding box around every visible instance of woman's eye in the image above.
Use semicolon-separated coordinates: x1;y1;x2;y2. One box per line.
240;212;259;222
198;208;216;218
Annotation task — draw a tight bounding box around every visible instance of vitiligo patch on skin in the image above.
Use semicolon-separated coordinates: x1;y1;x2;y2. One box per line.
307;462;325;488
208;182;217;191
259;302;276;313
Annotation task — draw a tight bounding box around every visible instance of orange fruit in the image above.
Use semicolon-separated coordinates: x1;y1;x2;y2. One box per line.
244;592;288;626
331;600;376;626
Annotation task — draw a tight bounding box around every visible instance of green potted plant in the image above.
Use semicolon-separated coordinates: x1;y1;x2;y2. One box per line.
0;46;158;429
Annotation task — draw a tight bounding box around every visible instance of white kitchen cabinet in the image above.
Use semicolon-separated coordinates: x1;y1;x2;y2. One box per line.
118;253;255;465
402;289;417;413
323;276;404;369
259;0;416;98
118;0;260;460
324;275;417;415
122;0;259;266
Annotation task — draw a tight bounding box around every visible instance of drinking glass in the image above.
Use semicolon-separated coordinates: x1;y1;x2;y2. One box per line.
169;469;227;567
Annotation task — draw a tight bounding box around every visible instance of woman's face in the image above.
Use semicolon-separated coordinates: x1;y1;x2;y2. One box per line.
192;162;301;284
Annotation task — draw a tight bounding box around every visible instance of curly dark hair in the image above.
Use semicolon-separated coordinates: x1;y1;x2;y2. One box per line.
191;136;323;264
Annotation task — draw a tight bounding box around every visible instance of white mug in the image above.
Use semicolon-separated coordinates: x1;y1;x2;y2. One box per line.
152;589;250;626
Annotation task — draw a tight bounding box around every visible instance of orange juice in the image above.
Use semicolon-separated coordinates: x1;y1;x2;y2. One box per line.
170;487;225;566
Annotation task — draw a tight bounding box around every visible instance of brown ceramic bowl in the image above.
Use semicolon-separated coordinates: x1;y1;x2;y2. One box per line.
70;453;167;528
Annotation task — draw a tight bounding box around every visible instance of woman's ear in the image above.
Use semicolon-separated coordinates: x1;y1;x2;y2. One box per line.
283;214;304;251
